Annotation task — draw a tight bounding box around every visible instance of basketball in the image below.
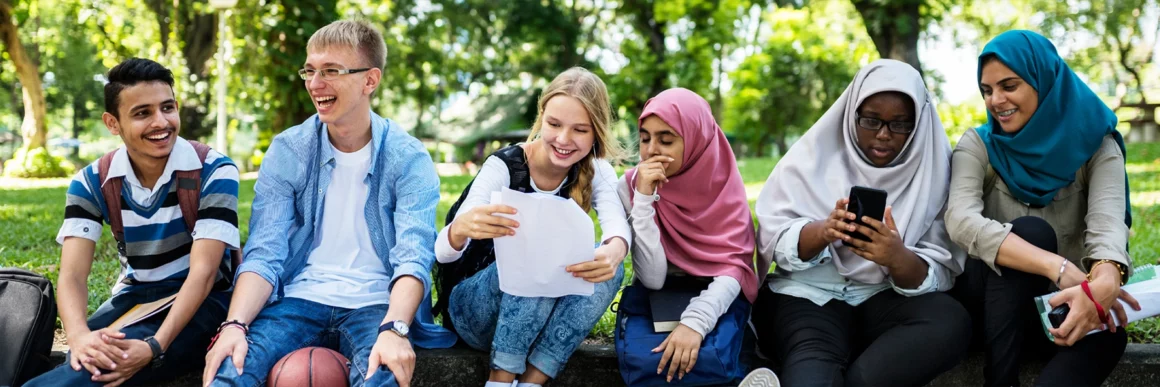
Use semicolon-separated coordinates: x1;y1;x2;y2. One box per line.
267;347;351;387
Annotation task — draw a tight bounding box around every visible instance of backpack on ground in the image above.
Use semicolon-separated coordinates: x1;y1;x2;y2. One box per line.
0;268;57;387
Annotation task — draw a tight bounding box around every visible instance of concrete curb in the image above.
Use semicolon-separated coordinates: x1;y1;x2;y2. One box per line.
48;344;1160;386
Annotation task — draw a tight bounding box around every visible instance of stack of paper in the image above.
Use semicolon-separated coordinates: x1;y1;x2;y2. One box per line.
1036;264;1160;340
491;188;596;298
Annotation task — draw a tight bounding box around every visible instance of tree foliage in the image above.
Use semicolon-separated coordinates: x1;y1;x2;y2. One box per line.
1;0;1157;173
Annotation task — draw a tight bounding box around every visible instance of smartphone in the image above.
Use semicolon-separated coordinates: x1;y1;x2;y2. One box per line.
842;186;888;247
1049;304;1070;328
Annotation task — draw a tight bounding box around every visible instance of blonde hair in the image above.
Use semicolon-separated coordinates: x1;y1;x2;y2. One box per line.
307;20;386;70
527;67;625;212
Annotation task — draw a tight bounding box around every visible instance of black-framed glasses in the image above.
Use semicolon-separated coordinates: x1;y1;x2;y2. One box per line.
298;67;372;81
855;114;915;134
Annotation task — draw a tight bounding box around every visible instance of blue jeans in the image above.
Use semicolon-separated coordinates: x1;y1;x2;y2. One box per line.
448;262;624;378
207;297;397;387
25;282;229;387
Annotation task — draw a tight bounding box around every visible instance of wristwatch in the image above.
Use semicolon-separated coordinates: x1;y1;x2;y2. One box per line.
378;320;410;338
142;336;165;369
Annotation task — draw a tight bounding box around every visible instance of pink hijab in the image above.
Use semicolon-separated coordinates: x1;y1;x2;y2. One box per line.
627;88;759;303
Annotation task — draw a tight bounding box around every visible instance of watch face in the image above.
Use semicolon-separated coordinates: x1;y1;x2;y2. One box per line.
394;321;409;336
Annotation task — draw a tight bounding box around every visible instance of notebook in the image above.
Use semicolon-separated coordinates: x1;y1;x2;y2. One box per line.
647;276;711;333
106;294;178;330
649;289;702;332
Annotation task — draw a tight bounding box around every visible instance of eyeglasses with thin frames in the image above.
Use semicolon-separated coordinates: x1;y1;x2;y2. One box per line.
298;67;372;81
855;114;915;134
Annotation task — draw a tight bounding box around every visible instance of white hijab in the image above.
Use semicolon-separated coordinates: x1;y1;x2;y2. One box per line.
756;59;954;284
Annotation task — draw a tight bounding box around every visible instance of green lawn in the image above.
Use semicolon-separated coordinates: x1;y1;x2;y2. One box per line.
2;145;1159;342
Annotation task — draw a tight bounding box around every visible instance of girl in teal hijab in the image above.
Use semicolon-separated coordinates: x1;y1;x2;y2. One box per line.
975;29;1132;226
945;29;1140;387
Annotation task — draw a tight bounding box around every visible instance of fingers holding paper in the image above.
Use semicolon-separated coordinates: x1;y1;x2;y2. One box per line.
567;238;627;283
449;204;520;248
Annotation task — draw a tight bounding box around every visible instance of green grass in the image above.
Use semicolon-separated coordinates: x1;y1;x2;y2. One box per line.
2;143;1158;342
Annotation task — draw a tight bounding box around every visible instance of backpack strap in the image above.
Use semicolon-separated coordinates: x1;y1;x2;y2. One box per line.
97;150;125;244
176;141;243;271
176;141;211;236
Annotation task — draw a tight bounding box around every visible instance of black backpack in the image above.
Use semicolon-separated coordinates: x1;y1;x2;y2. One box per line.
0;268;57;386
431;145;577;333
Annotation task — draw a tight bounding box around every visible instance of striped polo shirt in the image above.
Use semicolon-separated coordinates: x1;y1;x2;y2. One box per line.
57;138;240;294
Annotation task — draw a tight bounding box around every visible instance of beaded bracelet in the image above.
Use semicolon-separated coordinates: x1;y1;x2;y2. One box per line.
207;320;250;351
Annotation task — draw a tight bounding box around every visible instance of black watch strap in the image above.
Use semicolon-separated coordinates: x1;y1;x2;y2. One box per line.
143;336;163;360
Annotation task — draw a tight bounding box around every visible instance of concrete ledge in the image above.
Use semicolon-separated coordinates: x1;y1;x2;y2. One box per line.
49;344;1160;386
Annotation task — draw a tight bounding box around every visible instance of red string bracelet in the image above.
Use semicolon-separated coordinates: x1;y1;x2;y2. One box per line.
1080;281;1110;326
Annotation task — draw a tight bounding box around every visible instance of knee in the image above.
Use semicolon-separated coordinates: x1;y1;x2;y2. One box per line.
1010;216;1057;254
927;298;973;351
780;329;848;364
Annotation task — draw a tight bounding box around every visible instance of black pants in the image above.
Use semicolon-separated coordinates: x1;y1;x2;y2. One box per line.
752;284;970;387
951;216;1126;386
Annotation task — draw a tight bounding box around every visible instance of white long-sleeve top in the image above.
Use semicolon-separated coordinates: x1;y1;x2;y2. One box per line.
435;152;631;263
616;174;740;338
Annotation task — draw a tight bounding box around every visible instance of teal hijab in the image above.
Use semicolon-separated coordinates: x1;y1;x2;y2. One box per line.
975;30;1131;227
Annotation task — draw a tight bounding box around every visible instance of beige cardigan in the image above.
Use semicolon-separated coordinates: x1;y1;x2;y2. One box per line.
945;129;1131;276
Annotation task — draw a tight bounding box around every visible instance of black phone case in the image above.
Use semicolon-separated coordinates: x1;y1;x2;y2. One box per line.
842;186;888;247
1049;304;1070;328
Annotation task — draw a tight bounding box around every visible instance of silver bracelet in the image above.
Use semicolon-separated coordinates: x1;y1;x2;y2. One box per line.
1054;257;1068;286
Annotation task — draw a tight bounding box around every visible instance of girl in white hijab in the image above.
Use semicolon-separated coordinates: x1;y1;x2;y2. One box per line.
750;59;969;386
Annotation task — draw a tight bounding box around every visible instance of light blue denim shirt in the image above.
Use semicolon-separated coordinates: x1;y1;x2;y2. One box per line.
237;112;455;348
767;218;942;307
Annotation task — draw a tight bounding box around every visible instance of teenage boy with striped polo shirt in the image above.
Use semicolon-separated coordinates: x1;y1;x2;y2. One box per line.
25;58;239;387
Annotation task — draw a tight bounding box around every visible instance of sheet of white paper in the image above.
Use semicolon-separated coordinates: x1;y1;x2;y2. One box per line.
491;187;596;297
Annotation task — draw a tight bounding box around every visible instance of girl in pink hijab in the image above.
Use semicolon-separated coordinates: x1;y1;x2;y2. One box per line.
615;88;763;385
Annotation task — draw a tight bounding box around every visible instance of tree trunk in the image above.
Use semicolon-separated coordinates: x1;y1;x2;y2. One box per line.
850;0;924;75
145;0;171;55
71;97;86;158
0;0;48;149
625;0;667;107
774;130;788;158
712;42;726;122
1113;32;1148;105
175;1;219;139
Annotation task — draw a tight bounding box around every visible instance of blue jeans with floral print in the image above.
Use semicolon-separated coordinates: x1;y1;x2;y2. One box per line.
449;262;623;378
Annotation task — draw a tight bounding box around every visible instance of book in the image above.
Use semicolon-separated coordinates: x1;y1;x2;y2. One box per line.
106;294;178;330
649;289;701;333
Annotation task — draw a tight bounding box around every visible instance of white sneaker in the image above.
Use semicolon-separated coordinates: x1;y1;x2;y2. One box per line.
738;367;780;387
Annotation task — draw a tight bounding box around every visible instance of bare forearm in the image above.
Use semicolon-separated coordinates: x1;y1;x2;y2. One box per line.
58;273;92;339
887;250;929;289
226;272;274;325
995;233;1060;280
59;238;96;339
797;220;829;261
382;276;423;325
153;241;224;350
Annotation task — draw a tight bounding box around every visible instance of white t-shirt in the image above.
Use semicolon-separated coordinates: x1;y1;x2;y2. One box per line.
284;140;392;308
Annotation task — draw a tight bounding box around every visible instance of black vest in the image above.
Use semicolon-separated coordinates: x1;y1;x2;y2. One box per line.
433;145;580;332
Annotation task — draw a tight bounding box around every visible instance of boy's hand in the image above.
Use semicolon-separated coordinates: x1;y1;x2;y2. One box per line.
68;328;128;377
91;339;152;386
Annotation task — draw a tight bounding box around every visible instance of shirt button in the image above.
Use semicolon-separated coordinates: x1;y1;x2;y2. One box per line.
83;227;89;233
318;188;323;193
191;231;197;236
